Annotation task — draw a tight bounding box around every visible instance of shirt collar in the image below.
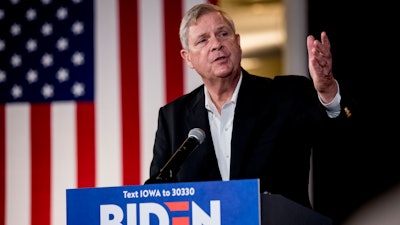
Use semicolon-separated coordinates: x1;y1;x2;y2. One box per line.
204;72;243;109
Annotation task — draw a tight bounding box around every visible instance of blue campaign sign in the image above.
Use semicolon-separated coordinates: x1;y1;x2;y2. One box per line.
66;179;260;225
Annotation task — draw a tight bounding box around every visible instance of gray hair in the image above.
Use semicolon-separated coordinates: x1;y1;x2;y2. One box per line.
179;3;236;50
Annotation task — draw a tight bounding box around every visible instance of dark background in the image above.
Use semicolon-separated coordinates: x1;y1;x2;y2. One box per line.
308;1;399;224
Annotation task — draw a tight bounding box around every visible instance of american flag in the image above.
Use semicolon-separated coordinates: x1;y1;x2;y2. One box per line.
0;0;214;224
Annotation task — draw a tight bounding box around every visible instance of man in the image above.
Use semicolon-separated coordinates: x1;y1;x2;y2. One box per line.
146;3;355;211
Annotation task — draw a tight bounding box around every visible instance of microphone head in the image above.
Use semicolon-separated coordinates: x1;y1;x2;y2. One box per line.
188;128;206;144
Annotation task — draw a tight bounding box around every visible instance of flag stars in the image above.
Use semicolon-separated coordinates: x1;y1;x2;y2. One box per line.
41;53;53;67
41;22;53;36
56;7;68;20
56;68;69;82
71;51;84;66
71;82;85;97
10;23;21;36
0;70;6;83
1;1;93;103
26;69;38;83
26;38;38;52
26;8;37;21
11;84;23;99
41;83;54;98
71;21;84;35
56;37;68;51
11;54;22;67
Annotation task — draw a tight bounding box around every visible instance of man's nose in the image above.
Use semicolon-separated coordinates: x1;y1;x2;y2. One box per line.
211;37;223;51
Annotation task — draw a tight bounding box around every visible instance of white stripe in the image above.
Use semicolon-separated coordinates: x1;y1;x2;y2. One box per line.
51;103;76;225
139;0;165;183
95;0;122;187
183;0;205;94
184;63;203;94
6;104;31;225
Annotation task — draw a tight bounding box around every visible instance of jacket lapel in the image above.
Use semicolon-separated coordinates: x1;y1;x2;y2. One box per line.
184;86;221;180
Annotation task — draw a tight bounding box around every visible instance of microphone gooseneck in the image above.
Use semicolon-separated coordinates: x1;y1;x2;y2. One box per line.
145;128;206;184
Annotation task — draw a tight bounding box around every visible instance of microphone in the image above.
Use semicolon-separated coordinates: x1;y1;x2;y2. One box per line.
146;128;206;184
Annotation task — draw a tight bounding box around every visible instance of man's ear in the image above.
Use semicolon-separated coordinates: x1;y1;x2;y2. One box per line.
180;49;194;68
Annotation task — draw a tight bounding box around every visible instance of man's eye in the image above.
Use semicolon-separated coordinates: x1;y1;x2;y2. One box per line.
217;31;230;38
197;39;206;44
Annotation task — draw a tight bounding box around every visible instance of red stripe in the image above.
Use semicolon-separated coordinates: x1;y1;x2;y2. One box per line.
30;104;51;225
172;217;190;225
76;103;96;187
118;0;141;185
165;201;189;211
0;105;5;225
164;0;184;103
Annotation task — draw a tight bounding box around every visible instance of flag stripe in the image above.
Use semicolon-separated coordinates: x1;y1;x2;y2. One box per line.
6;104;31;225
164;0;185;103
77;103;96;188
119;0;141;186
51;103;76;225
95;0;122;187
138;0;166;183
31;104;51;225
0;105;5;225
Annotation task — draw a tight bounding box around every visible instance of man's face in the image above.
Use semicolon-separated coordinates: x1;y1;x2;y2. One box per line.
181;12;242;80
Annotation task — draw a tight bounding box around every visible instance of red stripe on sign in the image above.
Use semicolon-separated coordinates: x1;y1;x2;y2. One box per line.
172;217;190;225
77;102;96;188
0;105;5;225
164;0;184;103
31;104;51;225
165;201;190;211
119;0;141;186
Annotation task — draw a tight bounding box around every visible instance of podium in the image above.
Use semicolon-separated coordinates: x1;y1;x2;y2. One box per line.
67;179;331;225
261;193;332;225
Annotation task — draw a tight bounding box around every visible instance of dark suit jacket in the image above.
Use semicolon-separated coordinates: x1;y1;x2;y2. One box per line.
147;68;355;209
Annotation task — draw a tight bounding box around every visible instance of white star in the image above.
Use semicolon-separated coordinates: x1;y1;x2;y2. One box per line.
10;23;21;36
0;70;6;83
56;7;68;20
0;39;5;51
71;51;84;66
41;22;53;36
41;0;52;5
26;8;37;21
11;84;23;99
71;82;85;97
56;37;68;51
10;54;22;67
26;38;38;52
71;21;84;35
41;53;53;67
56;68;69;82
41;83;54;99
72;0;82;3
11;0;20;4
26;69;38;83
0;9;4;20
